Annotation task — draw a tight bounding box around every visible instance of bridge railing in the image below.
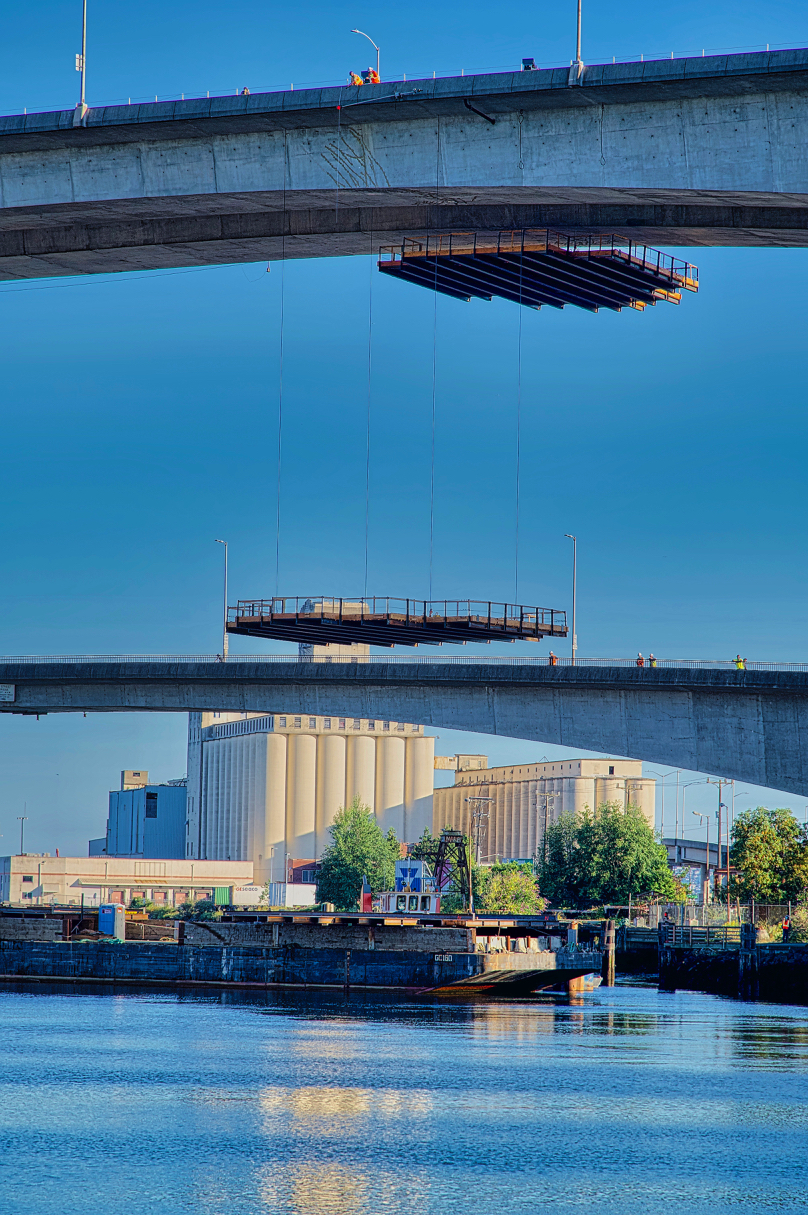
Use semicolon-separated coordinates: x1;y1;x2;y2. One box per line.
2;655;808;670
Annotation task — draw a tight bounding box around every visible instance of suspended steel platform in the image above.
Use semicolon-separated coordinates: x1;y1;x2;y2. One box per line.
378;229;699;313
226;597;567;648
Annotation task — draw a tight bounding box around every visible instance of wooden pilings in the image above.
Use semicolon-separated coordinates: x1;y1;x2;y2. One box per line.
602;919;616;986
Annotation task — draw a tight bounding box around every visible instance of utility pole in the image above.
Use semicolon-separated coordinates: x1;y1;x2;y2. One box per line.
215;539;229;660
74;0;88;126
464;796;492;864
576;0;583;65
17;816;28;855
564;534;577;664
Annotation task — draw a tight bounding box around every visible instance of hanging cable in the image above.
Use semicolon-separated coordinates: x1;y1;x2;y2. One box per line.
429;118;440;604
274;132;287;597
515;240;524;604
363;224;373;597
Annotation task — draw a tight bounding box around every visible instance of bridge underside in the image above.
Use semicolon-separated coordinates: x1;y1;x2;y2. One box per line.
3;661;808;798
2;187;807;280
3;49;808;279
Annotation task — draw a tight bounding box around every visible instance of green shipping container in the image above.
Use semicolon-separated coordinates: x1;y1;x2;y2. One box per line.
214;886;231;906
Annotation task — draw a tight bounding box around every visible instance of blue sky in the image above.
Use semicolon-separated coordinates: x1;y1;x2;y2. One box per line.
2;2;808;856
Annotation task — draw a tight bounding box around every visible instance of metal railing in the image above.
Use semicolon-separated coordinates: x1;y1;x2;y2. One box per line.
661;923;742;949
229;596;564;633
379;229;698;291
1;654;808;669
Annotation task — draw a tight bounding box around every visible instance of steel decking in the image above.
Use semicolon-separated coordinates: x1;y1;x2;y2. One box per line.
226;596;567;647
378;229;699;313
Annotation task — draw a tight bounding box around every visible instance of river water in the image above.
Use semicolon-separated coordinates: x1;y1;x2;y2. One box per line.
1;979;807;1214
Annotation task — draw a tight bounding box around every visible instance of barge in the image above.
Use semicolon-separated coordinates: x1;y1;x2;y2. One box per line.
0;908;603;997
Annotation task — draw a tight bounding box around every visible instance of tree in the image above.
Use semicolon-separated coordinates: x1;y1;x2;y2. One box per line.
315;797;400;910
478;863;546;914
539;802;674;908
729;807;808;902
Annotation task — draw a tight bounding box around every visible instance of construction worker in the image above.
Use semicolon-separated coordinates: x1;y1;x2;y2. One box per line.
649;653;657;667
348;72;363;86
548;651;558;666
735;654;746;670
364;67;381;83
782;915;792;943
636;653;645;668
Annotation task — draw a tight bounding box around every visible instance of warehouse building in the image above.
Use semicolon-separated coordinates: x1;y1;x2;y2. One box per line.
0;854;253;908
186;711;434;886
434;757;655;861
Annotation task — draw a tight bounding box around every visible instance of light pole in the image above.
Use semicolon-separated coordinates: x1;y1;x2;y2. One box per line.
350;29;380;79
692;810;711;907
17;816;28;855
576;0;583;65
646;768;682;839
214;539;229;660
706;778;732;922
75;0;88;125
564;534;577;664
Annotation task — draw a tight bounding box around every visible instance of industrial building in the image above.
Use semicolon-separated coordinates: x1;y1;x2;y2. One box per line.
89;770;187;859
434;757;655;862
186;710;434;886
0;854;253;908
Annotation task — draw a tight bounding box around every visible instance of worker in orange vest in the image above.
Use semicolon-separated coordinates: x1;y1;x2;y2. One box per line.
636;653;645;668
548;651;558;666
348;72;363;86
362;67;381;83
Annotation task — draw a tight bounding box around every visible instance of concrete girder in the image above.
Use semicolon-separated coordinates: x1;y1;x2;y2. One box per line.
2;661;808;797
2;50;808;278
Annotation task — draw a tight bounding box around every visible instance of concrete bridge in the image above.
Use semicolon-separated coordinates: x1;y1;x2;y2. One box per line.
2;657;808;797
2;48;808;279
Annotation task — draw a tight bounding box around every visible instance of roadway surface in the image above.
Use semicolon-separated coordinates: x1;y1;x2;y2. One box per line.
2;48;808;278
2;656;808;796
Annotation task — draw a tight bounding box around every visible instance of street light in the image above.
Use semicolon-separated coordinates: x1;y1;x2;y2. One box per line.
75;0;88;125
564;534;577;664
350;29;380;79
17;816;28;855
214;540;228;660
646;768;682;839
575;0;583;65
692;810;711;906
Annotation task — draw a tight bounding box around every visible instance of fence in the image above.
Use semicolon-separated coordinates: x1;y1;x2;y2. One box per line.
2;654;808;670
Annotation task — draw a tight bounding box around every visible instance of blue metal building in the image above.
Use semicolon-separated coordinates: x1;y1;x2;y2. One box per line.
105;783;186;859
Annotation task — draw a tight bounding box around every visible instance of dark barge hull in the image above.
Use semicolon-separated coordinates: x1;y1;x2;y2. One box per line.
0;940;601;998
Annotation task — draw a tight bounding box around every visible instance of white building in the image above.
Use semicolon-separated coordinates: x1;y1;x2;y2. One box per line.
186;711;434;885
434;757;656;861
0;854;253;907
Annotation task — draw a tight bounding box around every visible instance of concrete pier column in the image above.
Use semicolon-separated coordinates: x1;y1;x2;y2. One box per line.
346;734;376;815
404;735;434;843
286;733;317;858
376;735;406;839
256;733;287;886
316;733;347;856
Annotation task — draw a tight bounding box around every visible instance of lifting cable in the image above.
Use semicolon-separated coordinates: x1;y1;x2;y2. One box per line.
515;249;523;604
364;223;373;597
274;131;287;597
429;117;441;603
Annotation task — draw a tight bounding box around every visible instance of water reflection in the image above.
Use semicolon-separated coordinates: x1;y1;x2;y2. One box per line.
2;980;808;1215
